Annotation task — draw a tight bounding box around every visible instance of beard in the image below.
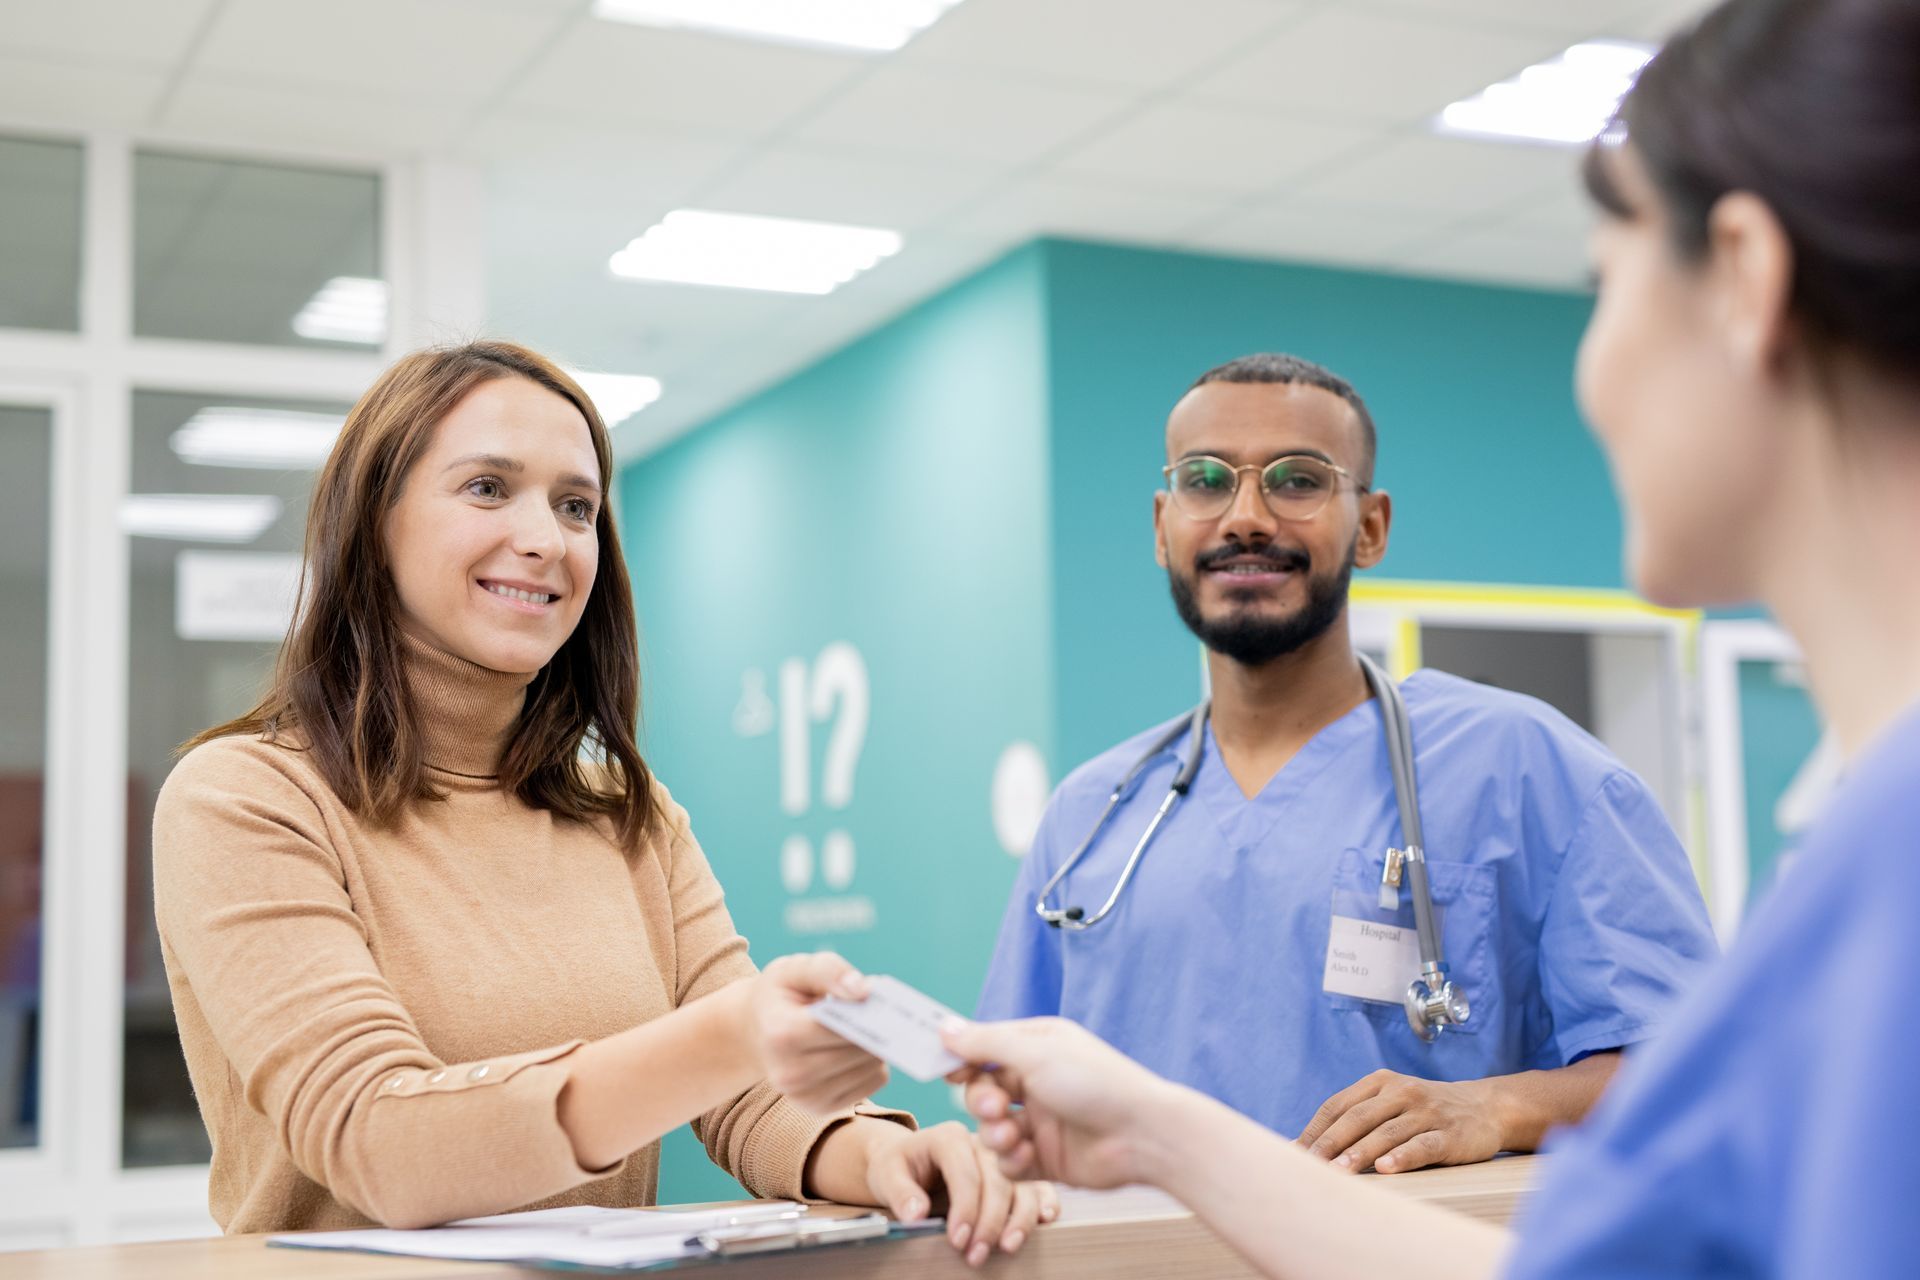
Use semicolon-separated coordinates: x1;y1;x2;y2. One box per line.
1168;537;1356;666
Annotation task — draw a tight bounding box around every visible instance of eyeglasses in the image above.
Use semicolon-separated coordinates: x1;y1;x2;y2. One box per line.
1161;453;1368;522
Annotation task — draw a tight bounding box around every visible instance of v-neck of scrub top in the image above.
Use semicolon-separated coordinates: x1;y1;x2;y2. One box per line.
1189;691;1385;857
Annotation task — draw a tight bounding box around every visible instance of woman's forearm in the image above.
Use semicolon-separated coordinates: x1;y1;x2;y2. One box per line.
1139;1081;1514;1280
803;1116;895;1204
556;980;761;1170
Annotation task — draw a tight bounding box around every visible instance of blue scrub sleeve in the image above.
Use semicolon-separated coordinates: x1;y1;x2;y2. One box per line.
1510;711;1920;1277
1534;771;1717;1067
974;799;1068;1021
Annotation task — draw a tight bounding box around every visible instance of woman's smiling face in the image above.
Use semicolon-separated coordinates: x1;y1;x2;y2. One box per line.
382;374;603;673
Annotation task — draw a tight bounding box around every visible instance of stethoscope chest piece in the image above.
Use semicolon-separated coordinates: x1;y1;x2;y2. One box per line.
1404;967;1471;1042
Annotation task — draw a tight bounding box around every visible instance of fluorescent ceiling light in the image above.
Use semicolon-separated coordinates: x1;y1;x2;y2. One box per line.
120;494;283;543
293;276;388;345
592;0;965;53
610;209;902;295
170;407;345;470
563;368;664;428
1435;40;1655;146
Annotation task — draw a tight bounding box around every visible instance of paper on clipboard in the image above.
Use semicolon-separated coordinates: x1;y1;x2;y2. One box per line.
268;1202;805;1269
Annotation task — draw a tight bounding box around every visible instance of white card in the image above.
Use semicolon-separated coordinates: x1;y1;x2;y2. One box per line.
809;975;965;1082
1322;914;1423;1005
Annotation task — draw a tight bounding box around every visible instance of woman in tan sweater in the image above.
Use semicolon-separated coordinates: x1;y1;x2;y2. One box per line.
153;340;1053;1266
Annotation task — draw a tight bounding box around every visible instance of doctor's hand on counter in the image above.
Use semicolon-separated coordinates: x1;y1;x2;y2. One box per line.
1295;1054;1623;1175
746;953;1059;1268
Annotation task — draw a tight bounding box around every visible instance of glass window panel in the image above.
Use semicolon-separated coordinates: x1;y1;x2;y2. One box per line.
124;389;347;1168
133;151;383;350
0;404;53;1151
0;136;83;333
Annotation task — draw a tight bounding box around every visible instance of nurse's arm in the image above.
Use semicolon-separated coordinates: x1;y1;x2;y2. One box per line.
944;1018;1510;1280
1297;1052;1622;1174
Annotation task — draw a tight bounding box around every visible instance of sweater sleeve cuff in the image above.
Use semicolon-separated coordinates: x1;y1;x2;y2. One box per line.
737;1099;917;1202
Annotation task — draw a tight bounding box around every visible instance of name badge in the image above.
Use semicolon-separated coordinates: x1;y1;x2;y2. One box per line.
1322;914;1421;1005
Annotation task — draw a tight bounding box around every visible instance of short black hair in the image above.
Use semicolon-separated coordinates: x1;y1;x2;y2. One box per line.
1187;352;1377;485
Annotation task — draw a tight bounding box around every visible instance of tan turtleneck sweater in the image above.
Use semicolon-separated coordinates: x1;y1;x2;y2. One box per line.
152;635;906;1234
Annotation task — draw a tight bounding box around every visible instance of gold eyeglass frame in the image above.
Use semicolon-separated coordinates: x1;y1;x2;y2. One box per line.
1161;453;1370;522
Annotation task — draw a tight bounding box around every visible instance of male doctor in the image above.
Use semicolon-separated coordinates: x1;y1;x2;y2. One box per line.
977;353;1716;1175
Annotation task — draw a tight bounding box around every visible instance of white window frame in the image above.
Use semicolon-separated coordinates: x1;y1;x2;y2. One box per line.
0;120;479;1248
1697;619;1805;943
0;377;77;1215
1348;583;1701;867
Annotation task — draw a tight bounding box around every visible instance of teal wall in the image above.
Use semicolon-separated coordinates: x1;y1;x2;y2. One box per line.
616;237;1612;1198
1736;660;1824;903
618;246;1054;1199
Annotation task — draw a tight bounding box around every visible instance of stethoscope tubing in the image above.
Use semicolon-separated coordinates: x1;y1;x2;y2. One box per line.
1033;653;1460;1026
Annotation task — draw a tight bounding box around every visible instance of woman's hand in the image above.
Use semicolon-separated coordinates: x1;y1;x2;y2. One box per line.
942;1017;1177;1190
738;952;888;1114
859;1121;1059;1267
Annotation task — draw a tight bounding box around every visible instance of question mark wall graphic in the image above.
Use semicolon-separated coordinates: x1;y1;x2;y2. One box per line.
766;642;872;927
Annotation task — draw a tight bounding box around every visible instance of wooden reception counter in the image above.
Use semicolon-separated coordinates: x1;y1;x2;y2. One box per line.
0;1155;1538;1279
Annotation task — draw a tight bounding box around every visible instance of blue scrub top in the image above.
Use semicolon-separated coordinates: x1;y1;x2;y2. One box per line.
976;670;1717;1139
1508;700;1920;1277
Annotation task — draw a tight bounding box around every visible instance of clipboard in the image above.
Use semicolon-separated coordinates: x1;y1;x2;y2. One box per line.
696;1212;892;1257
269;1203;943;1272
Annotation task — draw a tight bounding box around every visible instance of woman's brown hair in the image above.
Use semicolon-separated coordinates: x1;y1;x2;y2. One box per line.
183;340;653;843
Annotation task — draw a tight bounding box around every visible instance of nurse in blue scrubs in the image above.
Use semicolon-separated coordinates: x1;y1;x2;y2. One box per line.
977;349;1716;1175
946;0;1920;1274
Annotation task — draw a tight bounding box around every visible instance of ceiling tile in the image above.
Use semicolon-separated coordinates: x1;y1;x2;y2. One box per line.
1617;0;1721;42
1180;195;1430;268
1058;102;1380;195
942;174;1232;245
157;77;470;153
490;256;811;379
1356;0;1655;38
792;66;1130;167
1504;178;1600;238
1187;8;1563;125
0;0;217;69
470;118;743;214
506;22;866;138
1391;221;1591;290
698;144;1003;230
1297;133;1578;216
0;54;169;130
900;0;1302;91
197;0;566;103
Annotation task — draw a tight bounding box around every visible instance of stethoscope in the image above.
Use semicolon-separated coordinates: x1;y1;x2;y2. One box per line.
1033;653;1471;1042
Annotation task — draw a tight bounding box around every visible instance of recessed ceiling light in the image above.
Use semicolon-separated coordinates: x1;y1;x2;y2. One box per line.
592;0;965;54
563;368;664;428
1435;40;1655;146
170;407;344;470
293;276;388;345
120;494;283;543
609;210;903;295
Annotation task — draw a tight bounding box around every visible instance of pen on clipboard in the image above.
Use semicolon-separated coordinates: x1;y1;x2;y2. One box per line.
579;1203;804;1238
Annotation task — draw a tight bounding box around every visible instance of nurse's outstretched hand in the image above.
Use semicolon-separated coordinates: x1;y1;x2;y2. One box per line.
941;1017;1173;1190
741;952;889;1114
1296;1070;1503;1174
